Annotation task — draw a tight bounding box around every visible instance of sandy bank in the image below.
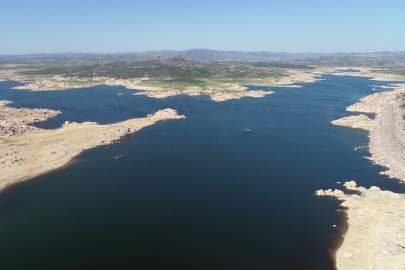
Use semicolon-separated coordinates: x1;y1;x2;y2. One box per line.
0;102;185;191
317;182;405;269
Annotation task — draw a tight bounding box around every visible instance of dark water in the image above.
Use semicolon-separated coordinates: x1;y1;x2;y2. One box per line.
0;75;404;270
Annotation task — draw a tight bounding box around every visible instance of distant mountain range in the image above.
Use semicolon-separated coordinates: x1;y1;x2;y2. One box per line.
1;49;405;66
135;49;336;61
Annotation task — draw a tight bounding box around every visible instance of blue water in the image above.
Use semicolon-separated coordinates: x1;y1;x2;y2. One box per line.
0;75;404;269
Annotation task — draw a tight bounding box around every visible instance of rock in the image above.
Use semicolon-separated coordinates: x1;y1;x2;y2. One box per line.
344;181;357;190
324;189;345;196
387;247;398;253
397;239;405;248
346;91;397;114
153;108;185;119
333;189;345;196
316;189;326;196
0;101;61;132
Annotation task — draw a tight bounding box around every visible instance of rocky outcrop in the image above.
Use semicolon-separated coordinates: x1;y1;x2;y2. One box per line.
210;90;275;102
326;83;405;269
13;79;83;91
367;100;405;180
346;91;398;114
12;76;107;91
0;100;61;135
331;84;405;182
0;101;13;107
153;108;186;118
0;123;38;136
143;89;182;98
105;78;142;89
183;86;202;96
331;114;378;130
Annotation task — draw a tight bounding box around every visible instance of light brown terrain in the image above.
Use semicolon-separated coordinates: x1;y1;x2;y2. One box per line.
321;82;405;269
0;68;323;190
0;101;185;191
332;84;405;181
5;68;405;269
317;182;405;269
332;68;405;82
8;70;321;102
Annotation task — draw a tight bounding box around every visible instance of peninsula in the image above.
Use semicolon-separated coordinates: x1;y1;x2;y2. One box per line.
0;100;185;191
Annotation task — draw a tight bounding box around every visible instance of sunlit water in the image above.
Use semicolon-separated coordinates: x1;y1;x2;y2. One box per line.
0;74;404;269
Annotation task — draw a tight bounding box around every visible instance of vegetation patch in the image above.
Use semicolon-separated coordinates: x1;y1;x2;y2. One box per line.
371;69;405;76
0;137;12;144
252;62;315;69
15;55;288;81
163;78;205;84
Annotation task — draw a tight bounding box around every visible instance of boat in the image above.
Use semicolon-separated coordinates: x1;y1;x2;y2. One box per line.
245;128;250;133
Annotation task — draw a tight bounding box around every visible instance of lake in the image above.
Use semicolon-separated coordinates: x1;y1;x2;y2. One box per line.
0;74;404;269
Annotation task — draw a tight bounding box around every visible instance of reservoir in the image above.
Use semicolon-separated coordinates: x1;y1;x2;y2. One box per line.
0;74;404;269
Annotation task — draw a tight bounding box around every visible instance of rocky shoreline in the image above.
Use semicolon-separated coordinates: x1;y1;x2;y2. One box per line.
332;84;405;181
0;101;185;191
9;70;320;102
0;100;62;136
322;82;405;269
317;182;405;269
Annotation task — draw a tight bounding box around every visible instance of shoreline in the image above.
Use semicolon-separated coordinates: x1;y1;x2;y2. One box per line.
4;70;321;102
331;83;405;181
4;70;405;267
0;70;322;190
327;207;349;270
330;67;405;82
320;78;405;269
0;101;185;192
317;183;405;269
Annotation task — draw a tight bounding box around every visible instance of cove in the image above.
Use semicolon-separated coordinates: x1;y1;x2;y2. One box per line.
0;74;404;269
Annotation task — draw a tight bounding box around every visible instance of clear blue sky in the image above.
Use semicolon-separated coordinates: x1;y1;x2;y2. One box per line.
1;0;404;55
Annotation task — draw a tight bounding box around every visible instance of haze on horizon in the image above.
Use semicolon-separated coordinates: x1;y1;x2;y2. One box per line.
1;0;404;55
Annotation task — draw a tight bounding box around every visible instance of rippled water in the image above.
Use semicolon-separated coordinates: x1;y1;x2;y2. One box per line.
0;75;404;269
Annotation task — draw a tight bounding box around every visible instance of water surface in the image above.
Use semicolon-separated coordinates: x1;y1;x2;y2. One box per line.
0;75;404;269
